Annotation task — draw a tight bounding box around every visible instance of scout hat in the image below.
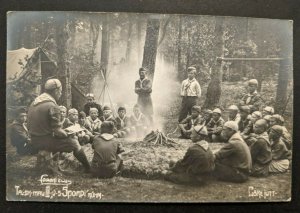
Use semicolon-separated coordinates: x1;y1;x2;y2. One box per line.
89;107;98;113
86;93;94;98
204;109;213;115
248;79;258;86
187;66;196;71
68;108;78;115
239;105;250;113
252;111;262;119
118;106;126;112
263;115;272;122
191;105;201;113
263;106;275;115
103;106;111;111
193;125;208;136
223;121;239;132
270;125;283;136
45;79;62;90
59;105;67;111
228;105;239;111
271;114;285;124
212;108;222;115
139;67;148;72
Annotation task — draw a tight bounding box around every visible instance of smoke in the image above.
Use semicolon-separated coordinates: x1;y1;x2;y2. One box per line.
91;56;180;131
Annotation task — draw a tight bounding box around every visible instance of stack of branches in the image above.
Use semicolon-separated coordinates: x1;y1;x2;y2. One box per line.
143;130;177;147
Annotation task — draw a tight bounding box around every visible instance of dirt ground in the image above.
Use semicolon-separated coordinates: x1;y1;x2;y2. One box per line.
6;139;291;203
6;81;293;202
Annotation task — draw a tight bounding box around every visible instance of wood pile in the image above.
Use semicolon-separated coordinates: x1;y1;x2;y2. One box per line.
143;130;178;147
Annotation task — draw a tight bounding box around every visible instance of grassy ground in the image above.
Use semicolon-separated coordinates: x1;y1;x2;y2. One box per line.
6;80;292;203
6;138;291;203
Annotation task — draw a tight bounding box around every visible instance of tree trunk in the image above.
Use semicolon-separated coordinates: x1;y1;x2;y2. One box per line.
141;17;160;80
177;16;183;81
90;15;100;64
137;16;143;65
55;15;71;108
100;13;110;78
125;17;133;64
204;17;224;109
275;21;292;114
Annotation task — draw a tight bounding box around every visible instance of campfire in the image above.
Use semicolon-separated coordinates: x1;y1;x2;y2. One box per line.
143;130;177;147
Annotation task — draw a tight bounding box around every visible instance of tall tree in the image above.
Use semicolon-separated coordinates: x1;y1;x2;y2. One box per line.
177;16;183;81
55;14;71;107
100;13;110;77
204;17;224;108
275;21;292;114
142;16;160;80
125;15;134;63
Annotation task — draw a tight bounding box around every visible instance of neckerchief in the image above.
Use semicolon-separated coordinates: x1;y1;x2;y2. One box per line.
117;115;126;128
246;90;258;104
33;93;57;106
139;77;147;89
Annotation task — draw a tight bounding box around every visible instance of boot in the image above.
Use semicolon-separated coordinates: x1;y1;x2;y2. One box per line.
73;148;91;173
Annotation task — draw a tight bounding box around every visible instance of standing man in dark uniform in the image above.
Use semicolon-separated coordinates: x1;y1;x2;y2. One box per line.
134;67;153;125
83;93;103;118
179;67;201;122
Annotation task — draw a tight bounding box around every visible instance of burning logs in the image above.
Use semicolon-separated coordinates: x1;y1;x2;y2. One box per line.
143;130;177;147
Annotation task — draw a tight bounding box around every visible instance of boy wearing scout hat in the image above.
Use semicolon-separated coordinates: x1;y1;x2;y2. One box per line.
202;109;213;126
206;108;225;142
269;114;292;150
9;107;36;155
83;93;103;118
178;67;201;123
179;105;203;139
165;124;215;185
27;79;91;174
213;121;252;183
262;106;274;117
268;125;292;173
85;107;102;135
227;105;241;124
239;79;263;113
249;119;272;177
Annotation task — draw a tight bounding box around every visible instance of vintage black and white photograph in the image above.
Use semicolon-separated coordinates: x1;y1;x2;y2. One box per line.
6;11;293;202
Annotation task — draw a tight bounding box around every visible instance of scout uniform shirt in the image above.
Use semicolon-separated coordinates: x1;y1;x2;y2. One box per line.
115;115;130;130
240;91;263;113
180;115;203;130
206;117;225;135
85;116;102;134
180;78;201;97
135;78;153;116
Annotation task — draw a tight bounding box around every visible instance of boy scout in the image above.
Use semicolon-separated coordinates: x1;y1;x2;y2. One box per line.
206;108;225;142
179;106;203;139
239;79;263;113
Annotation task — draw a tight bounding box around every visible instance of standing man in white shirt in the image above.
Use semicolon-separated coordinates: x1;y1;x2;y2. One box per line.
179;67;201;122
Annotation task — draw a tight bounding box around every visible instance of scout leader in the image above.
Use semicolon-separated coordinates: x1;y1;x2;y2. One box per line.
27;79;91;174
178;67;201;122
135;67;153;125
